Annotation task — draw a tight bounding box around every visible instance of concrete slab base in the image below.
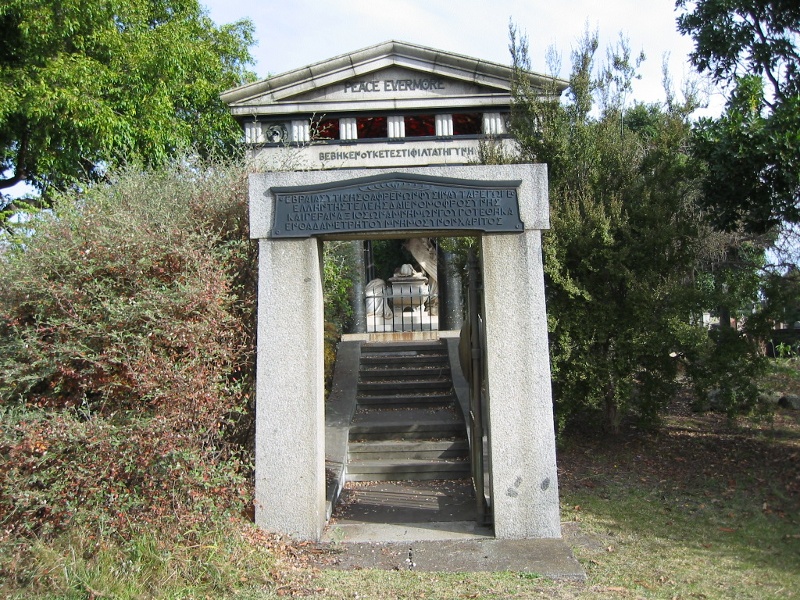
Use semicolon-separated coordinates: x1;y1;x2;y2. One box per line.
320;479;585;579
315;537;585;579
323;520;493;543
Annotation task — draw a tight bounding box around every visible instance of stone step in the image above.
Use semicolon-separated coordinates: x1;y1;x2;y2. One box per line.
359;365;451;379
356;391;455;406
351;405;462;422
358;379;452;393
346;458;471;481
348;439;469;460
346;340;468;482
360;355;448;368
361;341;447;354
349;421;466;441
360;350;448;359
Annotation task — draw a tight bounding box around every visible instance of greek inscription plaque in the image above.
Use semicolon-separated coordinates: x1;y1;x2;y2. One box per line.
270;173;524;238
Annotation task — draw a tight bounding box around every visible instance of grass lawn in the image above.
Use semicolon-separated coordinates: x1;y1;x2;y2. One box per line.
2;371;798;599
283;390;800;599
554;404;800;599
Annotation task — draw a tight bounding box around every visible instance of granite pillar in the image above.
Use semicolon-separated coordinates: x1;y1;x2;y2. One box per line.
254;238;325;539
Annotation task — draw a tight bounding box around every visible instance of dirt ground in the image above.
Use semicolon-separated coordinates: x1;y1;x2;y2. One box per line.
557;393;800;521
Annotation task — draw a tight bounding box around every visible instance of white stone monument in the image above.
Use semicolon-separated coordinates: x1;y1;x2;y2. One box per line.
224;41;567;541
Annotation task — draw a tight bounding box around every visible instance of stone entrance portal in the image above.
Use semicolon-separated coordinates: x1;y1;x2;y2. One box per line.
249;165;559;540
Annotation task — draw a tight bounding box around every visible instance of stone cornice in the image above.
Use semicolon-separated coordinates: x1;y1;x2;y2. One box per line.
228;94;515;118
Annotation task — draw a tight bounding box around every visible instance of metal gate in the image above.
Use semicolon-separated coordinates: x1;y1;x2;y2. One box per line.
466;249;491;525
362;240;439;333
364;284;438;332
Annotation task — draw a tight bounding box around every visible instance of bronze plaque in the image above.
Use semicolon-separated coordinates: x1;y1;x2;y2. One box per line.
270;173;523;238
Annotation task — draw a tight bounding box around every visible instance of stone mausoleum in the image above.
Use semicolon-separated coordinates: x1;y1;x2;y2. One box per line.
223;41;569;543
221;40;564;170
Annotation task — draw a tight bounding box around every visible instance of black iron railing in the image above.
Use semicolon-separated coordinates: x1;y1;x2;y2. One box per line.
365;287;438;333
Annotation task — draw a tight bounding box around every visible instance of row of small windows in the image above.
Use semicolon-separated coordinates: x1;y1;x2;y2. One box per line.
244;112;508;144
318;113;484;139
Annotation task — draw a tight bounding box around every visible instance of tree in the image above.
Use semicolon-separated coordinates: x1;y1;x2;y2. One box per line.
676;0;800;233
0;0;254;221
509;26;766;432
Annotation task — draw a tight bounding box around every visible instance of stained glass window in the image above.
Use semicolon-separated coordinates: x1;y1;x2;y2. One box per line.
453;113;482;135
356;116;387;138
404;115;435;137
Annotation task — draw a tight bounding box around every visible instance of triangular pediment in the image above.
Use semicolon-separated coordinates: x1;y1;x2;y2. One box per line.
246;65;506;106
222;40;567;117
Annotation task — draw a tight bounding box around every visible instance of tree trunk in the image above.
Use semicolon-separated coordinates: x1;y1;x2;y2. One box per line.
604;381;620;435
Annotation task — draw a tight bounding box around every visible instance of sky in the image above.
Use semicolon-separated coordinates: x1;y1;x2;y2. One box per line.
4;0;723;202
202;0;725;114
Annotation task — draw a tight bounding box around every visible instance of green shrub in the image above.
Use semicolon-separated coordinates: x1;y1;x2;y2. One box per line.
0;157;257;543
509;27;769;433
687;326;767;416
0;159;255;425
0;408;249;541
322;240;356;332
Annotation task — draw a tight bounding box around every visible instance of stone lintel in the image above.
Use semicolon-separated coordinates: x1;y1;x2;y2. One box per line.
249;164;549;242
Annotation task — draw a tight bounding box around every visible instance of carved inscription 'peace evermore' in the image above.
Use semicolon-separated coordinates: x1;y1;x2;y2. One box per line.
270;173;524;238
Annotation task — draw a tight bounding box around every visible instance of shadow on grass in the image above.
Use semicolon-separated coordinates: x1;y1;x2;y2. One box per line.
557;407;800;595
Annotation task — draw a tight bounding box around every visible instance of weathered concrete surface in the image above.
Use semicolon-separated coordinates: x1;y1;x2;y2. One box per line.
331;480;477;525
320;480;583;579
481;180;560;539
319;478;583;579
317;537;585;579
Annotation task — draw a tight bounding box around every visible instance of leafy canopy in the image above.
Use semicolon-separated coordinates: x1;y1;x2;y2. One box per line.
509;25;767;431
0;0;254;213
676;0;799;103
676;0;800;233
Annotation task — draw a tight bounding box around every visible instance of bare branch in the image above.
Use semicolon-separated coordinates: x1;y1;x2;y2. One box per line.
748;10;784;106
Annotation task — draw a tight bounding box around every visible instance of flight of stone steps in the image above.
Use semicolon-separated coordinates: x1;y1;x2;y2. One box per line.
347;339;470;482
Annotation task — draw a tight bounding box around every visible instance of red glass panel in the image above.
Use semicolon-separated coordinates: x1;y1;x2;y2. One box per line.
356;116;387;138
453;113;482;135
316;118;339;140
404;115;435;137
